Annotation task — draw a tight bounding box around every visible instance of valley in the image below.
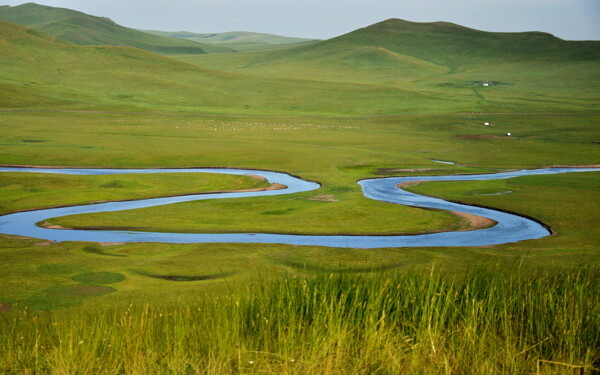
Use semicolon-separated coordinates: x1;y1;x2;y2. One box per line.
0;3;598;373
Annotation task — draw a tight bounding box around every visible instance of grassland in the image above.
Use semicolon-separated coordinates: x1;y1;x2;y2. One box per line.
1;111;598;310
0;11;599;373
0;19;485;116
175;19;600;114
0;172;269;215
0;3;231;55
1;18;599;115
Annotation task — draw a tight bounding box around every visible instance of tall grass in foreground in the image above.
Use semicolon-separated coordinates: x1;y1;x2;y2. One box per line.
1;266;598;374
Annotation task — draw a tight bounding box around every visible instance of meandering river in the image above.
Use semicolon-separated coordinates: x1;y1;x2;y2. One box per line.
0;166;598;248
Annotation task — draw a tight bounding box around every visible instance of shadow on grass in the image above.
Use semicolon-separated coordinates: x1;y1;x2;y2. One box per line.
83;245;126;257
131;269;235;282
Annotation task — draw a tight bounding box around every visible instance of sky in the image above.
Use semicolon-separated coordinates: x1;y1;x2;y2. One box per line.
1;0;599;41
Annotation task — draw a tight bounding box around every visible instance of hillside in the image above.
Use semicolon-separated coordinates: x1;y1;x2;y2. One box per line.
1;17;598;115
0;3;233;54
2;20;485;115
176;18;600;110
179;18;600;75
143;30;318;52
319;19;600;64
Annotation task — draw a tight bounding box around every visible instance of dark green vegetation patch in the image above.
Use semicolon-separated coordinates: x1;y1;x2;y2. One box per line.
24;284;116;310
132;270;234;282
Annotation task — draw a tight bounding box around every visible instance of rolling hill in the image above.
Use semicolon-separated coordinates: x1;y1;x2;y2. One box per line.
178;18;600;78
142;30;318;52
0;2;233;54
317;19;599;64
175;18;600;111
1;19;484;115
1;15;598;115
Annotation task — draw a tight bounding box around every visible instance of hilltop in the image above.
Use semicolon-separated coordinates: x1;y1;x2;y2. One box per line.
180;18;600;76
0;2;232;54
322;19;599;62
142;30;317;52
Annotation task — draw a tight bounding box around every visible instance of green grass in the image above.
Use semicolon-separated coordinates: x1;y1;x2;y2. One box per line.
0;11;598;372
0;3;232;55
50;169;600;239
0;171;269;215
0;111;598;311
0;20;484;116
1;266;598;374
49;190;462;235
405;173;600;249
174;19;600;114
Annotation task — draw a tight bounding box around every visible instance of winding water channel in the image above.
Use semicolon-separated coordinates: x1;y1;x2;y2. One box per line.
0;166;598;248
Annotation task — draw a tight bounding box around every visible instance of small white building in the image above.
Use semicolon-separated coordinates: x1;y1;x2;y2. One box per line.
482;82;490;87
506;132;511;137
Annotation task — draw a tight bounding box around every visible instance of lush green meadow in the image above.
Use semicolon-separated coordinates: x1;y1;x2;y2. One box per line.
1;111;598;309
1;10;599;373
0;172;269;215
1;110;599;375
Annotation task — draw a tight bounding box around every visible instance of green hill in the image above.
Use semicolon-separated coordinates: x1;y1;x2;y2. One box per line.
0;3;233;54
1;18;598;115
320;19;599;64
1;19;481;115
178;18;599;77
176;18;600;110
142;30;318;52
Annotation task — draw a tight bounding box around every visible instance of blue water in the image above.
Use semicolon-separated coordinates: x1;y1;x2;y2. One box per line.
0;166;597;248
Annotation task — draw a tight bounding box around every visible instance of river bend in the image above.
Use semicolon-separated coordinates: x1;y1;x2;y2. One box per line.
0;167;597;248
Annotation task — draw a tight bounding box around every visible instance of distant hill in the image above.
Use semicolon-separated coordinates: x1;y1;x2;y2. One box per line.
1;19;471;115
1;18;598;114
177;18;600;108
0;3;233;54
142;30;318;52
315;19;600;65
179;18;600;75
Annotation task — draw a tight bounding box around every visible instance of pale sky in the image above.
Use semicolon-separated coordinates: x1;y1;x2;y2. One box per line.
2;0;599;40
